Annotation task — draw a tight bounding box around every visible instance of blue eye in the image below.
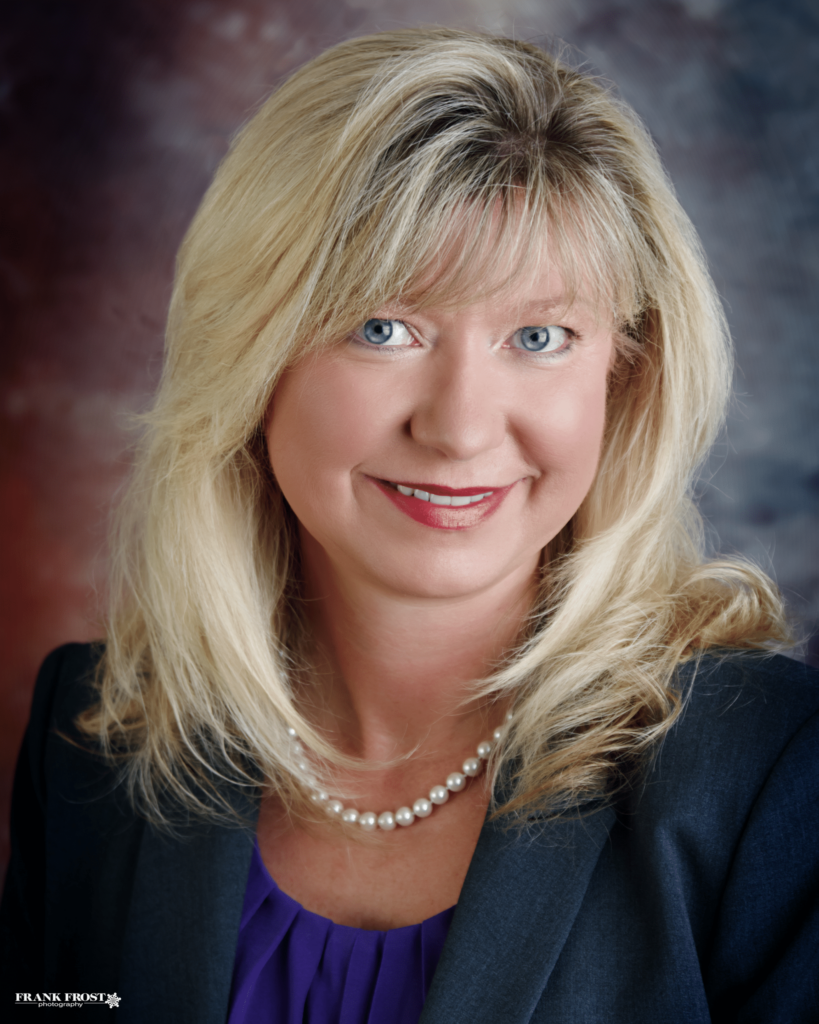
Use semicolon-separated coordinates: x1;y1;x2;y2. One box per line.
362;319;393;344
357;319;412;347
513;325;568;353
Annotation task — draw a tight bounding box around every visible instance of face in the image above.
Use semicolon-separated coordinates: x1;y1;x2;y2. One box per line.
266;259;616;601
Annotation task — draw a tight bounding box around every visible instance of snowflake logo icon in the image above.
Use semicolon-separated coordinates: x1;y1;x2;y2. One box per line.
105;993;121;1009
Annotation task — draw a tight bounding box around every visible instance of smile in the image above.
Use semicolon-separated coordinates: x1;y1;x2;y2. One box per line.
372;478;517;531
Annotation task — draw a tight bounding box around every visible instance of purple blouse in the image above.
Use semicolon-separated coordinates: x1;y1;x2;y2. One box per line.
227;840;456;1024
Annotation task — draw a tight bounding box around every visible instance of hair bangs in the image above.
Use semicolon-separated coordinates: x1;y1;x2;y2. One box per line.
302;146;648;352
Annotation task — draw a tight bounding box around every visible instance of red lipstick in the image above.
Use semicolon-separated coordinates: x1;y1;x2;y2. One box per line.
371;478;518;530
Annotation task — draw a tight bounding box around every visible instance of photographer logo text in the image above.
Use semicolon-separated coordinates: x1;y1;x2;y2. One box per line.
15;992;121;1009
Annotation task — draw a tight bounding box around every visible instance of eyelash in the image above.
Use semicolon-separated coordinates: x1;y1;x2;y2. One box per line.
351;319;578;359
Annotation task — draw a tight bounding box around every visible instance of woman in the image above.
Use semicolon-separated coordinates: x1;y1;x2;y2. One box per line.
2;27;817;1024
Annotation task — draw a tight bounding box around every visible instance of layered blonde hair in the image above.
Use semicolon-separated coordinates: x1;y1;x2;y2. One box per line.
86;28;791;823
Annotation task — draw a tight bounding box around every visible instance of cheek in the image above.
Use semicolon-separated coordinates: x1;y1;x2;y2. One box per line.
524;372;609;496
265;358;395;505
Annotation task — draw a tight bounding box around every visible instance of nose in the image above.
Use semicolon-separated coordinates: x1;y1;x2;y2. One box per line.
408;342;507;461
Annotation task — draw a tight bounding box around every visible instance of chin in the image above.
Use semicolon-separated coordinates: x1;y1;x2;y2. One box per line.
364;547;533;602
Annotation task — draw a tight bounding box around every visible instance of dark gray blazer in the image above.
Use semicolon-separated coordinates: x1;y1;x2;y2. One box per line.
1;643;818;1022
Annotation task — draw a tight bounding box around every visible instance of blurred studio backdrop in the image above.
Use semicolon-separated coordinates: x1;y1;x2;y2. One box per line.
1;0;818;877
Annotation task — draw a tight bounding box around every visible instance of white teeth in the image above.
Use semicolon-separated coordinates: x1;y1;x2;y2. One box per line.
394;484;493;506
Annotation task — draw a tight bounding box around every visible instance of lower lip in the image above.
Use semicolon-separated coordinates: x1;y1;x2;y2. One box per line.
372;479;518;530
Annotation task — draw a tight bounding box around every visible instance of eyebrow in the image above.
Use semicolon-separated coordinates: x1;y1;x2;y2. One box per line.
374;294;594;326
383;296;573;316
519;299;569;316
514;298;594;323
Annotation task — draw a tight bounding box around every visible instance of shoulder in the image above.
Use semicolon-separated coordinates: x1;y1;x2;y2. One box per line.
657;650;819;787
23;639;145;881
31;640;103;722
631;650;819;846
21;641;105;804
676;649;819;726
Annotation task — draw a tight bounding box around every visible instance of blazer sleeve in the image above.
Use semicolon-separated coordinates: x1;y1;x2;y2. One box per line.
0;645;68;991
705;701;819;1022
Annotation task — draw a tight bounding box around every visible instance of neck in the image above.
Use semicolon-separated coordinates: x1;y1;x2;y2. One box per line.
297;527;538;762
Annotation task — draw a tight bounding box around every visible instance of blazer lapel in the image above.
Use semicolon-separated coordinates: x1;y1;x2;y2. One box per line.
113;785;613;1024
420;804;616;1024
118;792;259;1024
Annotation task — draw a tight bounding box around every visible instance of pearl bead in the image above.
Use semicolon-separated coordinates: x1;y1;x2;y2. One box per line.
413;797;433;818
506;711;514;721
446;772;466;792
295;730;501;832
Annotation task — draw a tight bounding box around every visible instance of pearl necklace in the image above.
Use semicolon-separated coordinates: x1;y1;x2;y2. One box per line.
288;712;513;832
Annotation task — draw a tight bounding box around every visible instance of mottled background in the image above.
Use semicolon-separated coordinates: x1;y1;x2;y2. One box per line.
1;0;817;875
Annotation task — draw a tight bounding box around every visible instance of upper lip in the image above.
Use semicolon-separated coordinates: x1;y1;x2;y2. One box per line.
381;479;512;496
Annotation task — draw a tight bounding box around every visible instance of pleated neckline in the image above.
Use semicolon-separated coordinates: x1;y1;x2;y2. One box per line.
227;839;456;1024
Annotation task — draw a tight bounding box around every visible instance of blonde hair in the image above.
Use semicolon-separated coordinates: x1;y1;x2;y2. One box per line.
85;28;791;824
